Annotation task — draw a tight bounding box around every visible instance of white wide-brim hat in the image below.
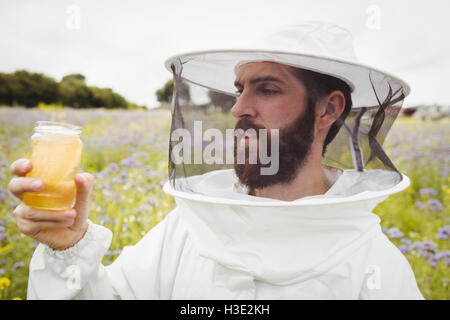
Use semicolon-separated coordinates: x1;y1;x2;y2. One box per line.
164;21;410;109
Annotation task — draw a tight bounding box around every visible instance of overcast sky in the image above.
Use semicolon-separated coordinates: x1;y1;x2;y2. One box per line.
1;0;449;108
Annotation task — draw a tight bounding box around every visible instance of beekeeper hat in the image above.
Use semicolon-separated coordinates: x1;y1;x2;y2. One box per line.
164;21;409;190
165;21;410;110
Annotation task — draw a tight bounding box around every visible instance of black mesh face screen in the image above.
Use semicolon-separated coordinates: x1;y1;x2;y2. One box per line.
168;58;406;193
322;75;405;175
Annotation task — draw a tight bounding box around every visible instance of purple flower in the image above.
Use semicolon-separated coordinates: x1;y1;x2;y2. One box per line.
120;157;142;167
94;171;108;180
96;215;112;224
399;245;411;254
0;190;6;203
441;168;450;178
13;262;25;271
97;182;111;191
29;241;39;248
401;238;412;245
117;170;128;184
428;199;443;211
0;172;5;180
102;190;120;204
113;249;122;255
430;251;450;268
107;162;119;172
0;161;8;168
0;268;5;276
436;226;450;240
414;201;426;210
430;257;439;268
411;240;438;260
102;190;116;198
9;199;19;208
419;188;438;196
147;196;157;207
385;227;404;239
421;241;437;251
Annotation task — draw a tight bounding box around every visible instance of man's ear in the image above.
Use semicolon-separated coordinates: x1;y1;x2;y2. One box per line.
317;91;345;129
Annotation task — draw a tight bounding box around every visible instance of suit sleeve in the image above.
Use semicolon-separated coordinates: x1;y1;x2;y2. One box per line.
27;209;182;300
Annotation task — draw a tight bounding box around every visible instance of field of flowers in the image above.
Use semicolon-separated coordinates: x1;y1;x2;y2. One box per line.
0;106;448;300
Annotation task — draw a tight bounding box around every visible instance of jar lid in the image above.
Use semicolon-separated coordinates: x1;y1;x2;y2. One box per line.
35;121;82;135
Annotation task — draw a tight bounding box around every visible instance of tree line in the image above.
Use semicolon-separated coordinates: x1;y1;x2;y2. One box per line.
0;70;145;109
155;79;236;112
0;70;237;111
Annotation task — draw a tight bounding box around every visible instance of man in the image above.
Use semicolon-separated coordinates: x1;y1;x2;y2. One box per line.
9;22;423;299
231;61;348;200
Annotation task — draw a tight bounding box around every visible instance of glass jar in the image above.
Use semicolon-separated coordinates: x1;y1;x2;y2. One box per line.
23;121;83;211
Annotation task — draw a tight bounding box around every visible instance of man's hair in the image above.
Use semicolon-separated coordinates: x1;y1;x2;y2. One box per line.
288;67;353;155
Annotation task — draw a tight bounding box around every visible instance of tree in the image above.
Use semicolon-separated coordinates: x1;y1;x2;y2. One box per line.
0;70;141;109
59;74;92;108
89;87;127;109
0;73;19;106
156;79;190;104
59;74;128;109
0;70;59;107
62;74;86;83
207;90;236;112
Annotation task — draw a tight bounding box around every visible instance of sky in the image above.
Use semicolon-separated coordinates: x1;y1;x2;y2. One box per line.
1;0;449;108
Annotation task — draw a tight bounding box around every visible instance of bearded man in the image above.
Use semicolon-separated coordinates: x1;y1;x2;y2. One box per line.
9;22;423;300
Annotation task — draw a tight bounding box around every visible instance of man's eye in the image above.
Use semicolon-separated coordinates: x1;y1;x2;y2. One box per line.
260;88;278;95
234;87;278;96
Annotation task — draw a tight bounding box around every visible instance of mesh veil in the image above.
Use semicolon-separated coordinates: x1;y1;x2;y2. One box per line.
167;55;407;194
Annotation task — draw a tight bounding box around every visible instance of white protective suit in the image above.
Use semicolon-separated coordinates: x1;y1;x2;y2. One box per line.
26;166;424;299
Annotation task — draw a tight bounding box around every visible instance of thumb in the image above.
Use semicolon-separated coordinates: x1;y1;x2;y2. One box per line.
72;172;94;229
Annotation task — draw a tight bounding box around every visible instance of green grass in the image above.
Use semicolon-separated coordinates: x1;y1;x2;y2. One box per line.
0;107;448;299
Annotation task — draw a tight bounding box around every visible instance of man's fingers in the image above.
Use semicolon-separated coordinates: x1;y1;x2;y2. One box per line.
72;172;94;228
14;203;76;237
8;177;45;201
13;203;76;222
17;217;75;237
74;173;95;206
9;158;32;176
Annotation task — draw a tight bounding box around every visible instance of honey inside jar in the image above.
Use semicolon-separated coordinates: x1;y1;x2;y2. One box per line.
23;122;83;211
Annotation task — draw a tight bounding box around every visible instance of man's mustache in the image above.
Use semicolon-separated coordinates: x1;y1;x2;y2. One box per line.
234;118;266;136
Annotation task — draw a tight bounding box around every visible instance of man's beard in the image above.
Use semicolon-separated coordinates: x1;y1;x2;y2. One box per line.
233;102;316;192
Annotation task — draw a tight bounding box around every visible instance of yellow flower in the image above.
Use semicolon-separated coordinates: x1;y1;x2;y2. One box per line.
12;297;23;300
442;185;450;195
0;243;14;254
0;277;11;289
158;161;168;170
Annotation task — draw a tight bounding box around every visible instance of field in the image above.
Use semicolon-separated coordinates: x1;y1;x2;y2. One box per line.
0;106;448;300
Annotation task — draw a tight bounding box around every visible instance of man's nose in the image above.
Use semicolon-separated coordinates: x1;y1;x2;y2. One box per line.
230;91;258;119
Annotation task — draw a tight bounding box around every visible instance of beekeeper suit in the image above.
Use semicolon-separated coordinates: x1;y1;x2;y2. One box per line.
26;22;424;300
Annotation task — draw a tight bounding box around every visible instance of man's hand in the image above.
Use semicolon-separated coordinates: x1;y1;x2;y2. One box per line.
8;158;95;250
